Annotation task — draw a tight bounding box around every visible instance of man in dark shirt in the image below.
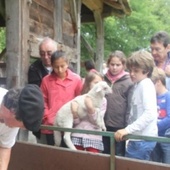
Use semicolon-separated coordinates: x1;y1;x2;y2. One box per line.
28;37;58;86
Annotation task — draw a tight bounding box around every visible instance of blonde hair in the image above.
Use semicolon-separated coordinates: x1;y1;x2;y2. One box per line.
151;67;166;86
127;50;155;77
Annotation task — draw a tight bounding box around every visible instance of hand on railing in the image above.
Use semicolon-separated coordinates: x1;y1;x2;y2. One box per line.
114;129;128;142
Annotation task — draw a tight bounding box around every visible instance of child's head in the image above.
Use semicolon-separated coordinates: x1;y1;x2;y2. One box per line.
84;60;96;72
151;67;166;86
51;50;68;78
127;50;155;83
107;50;126;76
81;71;103;94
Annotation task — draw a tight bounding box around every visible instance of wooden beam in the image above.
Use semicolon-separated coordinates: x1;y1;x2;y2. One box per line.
5;0;30;88
119;0;130;15
75;0;81;74
33;0;54;12
82;0;103;11
104;0;131;15
69;0;78;30
104;0;122;10
93;9;104;73
54;0;63;43
81;35;95;59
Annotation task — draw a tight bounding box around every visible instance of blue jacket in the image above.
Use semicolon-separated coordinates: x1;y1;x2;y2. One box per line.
157;91;170;136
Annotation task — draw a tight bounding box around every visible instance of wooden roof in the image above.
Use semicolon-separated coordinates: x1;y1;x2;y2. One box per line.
81;0;131;23
0;0;131;27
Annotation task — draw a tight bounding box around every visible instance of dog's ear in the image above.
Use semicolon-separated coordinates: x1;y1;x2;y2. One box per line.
95;86;102;92
95;82;109;93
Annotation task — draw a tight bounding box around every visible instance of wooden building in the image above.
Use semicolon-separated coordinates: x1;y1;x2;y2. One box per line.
0;0;131;88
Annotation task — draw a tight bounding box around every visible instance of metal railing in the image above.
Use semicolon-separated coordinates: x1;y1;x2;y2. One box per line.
41;125;170;170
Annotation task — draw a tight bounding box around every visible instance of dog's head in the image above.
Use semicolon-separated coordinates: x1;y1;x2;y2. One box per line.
90;81;112;96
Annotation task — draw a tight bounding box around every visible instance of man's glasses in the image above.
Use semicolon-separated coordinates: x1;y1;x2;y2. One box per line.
150;47;165;53
40;51;52;57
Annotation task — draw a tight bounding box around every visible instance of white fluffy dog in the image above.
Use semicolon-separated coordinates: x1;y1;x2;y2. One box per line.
53;81;112;150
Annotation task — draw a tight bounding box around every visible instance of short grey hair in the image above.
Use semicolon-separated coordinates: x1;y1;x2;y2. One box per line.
39;37;57;51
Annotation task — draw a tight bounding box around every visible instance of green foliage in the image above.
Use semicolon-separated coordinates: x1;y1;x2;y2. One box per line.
80;24;97;77
81;24;96;60
0;27;5;53
104;0;169;57
81;0;170;60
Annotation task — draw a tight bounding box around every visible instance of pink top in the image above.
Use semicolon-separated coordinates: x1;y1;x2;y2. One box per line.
71;98;107;141
40;69;82;134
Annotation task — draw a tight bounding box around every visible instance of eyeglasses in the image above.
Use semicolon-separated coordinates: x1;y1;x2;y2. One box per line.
40;51;53;57
149;47;165;53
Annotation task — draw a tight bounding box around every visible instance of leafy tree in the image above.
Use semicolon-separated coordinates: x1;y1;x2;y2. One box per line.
81;24;96;60
104;0;170;57
0;27;5;53
81;0;170;61
151;0;170;31
80;24;96;76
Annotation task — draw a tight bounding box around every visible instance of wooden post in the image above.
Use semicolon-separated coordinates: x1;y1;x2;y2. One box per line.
81;35;95;60
54;0;81;74
5;0;30;88
54;0;63;44
75;0;82;74
94;9;104;73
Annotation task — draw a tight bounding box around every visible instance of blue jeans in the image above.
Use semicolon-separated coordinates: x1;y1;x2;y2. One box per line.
151;142;170;164
126;141;156;160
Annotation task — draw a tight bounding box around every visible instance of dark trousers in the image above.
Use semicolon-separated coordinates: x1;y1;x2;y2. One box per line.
46;134;55;145
46;134;69;150
46;134;68;148
103;126;125;156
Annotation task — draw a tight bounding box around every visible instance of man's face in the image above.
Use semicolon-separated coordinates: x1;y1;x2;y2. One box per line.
39;41;57;67
150;42;169;63
0;104;24;128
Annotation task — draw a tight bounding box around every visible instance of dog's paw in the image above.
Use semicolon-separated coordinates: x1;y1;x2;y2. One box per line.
102;126;106;131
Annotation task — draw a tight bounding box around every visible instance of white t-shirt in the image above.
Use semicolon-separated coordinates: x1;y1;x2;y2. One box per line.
125;78;158;137
0;87;19;148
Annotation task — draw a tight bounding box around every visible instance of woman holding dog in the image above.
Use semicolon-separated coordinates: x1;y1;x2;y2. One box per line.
71;71;107;153
103;50;133;156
